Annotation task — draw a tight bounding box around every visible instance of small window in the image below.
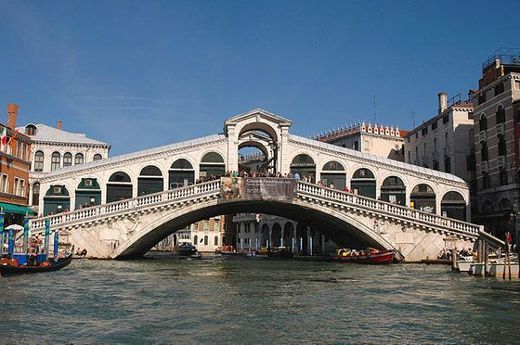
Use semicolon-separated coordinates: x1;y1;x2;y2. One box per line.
25;124;37;136
479;114;487;131
53;186;62;194
442;114;449;124
431;121;437;130
93;154;102;161
494;83;504;96
478;92;486;105
51;152;61;171
34;151;44;172
85;179;93;187
214;236;219;246
63;152;72;167
75;153;84;165
496;106;505;124
421;127;428;135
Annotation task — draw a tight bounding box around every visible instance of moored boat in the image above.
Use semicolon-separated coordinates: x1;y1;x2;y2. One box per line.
333;248;395;264
0;253;73;276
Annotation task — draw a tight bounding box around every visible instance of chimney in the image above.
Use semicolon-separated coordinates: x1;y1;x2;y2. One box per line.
57;119;62;130
7;103;18;130
438;92;448;114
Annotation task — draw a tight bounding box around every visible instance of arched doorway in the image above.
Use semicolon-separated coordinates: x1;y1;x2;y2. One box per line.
138;165;163;196
261;224;269;247
284;222;295;251
271;223;282;247
199;152;225;180
75;178;101;208
351;168;376;198
43;185;70;215
411;184;436;213
290;154;316;182
380;176;406;205
441;192;466;221
169;159;194;189
107;172;133;203
320;161;346;189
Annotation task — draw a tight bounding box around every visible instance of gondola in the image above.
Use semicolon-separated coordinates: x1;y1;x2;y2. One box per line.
0;253;73;276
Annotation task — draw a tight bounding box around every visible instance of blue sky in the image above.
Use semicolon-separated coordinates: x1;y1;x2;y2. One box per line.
0;0;518;155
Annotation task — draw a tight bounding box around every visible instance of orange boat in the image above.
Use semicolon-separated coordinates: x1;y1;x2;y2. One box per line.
333;248;395;264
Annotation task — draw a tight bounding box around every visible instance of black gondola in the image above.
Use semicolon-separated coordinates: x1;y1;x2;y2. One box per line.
0;254;73;277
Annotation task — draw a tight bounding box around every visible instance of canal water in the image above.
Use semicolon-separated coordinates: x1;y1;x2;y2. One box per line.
1;256;519;344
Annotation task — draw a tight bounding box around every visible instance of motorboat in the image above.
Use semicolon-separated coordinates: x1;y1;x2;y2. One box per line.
456;255;475;273
174;242;198;257
333;248;395;264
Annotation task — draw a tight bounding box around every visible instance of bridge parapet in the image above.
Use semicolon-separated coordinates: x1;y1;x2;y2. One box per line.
297;182;481;239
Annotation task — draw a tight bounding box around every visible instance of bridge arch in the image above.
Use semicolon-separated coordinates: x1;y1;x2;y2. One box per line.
350;168;376;198
290;153;317;182
106;171;133;203
138;165;163;196
199;151;226;179
169;158;195;189
113;198;397;259
440;191;467;221
320;160;346;189
410;183;436;214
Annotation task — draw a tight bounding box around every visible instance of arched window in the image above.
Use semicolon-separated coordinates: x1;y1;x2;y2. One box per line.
380;176;405;205
204;236;208;245
290;154;316;182
93;154;102;161
199;152;225;180
479;114;487;131
25;124;37;136
74;153;84;165
194;235;198;246
481;141;488;161
169;158;195;189
498;135;506;156
411;184;436;214
496;105;505;124
34;151;44;172
43;185;70;215
214;236;219;246
351;168;376;198
107;171;132;203
63;152;72;167
51;152;60;171
320;161;345;189
441;191;466;221
138;165;163;196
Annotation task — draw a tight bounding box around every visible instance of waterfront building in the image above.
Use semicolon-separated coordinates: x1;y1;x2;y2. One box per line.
156;216;225;253
0;104;34;225
233;213;338;255
470;49;520;237
18;120;110;212
313;122;407;163
403;92;474;185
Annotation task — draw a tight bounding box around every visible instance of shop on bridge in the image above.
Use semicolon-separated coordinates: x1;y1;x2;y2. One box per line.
290;154;316;182
75;178;101;209
320;161;346;190
138;165;163;196
169;158;195;189
350;168;376;199
106;171;133;203
410;184;436;214
199;152;225;180
440;191;466;221
43;185;70;215
380;176;406;205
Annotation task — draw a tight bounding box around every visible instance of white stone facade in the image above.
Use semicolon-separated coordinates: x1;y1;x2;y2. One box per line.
404;92;474;184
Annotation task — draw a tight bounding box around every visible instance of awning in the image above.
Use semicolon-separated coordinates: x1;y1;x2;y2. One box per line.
0;202;36;216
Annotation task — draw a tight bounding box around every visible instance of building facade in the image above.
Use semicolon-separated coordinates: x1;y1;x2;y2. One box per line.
404;92;474;182
0;104;34;225
313;122;406;162
17;121;110;211
470;50;520;237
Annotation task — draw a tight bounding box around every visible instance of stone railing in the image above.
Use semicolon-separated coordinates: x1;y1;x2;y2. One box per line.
29;178;482;240
296;182;482;238
30;180;222;231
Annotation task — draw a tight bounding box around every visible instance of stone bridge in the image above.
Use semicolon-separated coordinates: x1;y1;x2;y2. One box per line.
30;179;485;262
28;108;497;261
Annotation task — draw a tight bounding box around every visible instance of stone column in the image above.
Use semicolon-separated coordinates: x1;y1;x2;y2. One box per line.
226;124;238;173
321;233;326;254
268;225;272;249
293;226;297;253
306;228;311;255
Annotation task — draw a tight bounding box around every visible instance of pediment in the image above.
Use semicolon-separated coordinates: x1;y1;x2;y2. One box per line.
224;108;293;128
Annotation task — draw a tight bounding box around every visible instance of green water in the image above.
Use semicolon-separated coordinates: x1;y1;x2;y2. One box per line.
1;256;519;344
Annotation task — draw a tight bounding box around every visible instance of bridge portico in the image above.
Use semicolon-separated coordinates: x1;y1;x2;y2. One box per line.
28;108;489;261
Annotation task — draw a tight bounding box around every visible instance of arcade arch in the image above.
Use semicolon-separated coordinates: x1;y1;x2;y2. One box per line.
380;176;406;205
169;159;195;189
290;154;316;182
440;191;466;221
411;184;436;213
75;178;101;208
43;185;70;215
351;168;376;198
199;152;225;179
320;161;346;189
107;172;133;203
